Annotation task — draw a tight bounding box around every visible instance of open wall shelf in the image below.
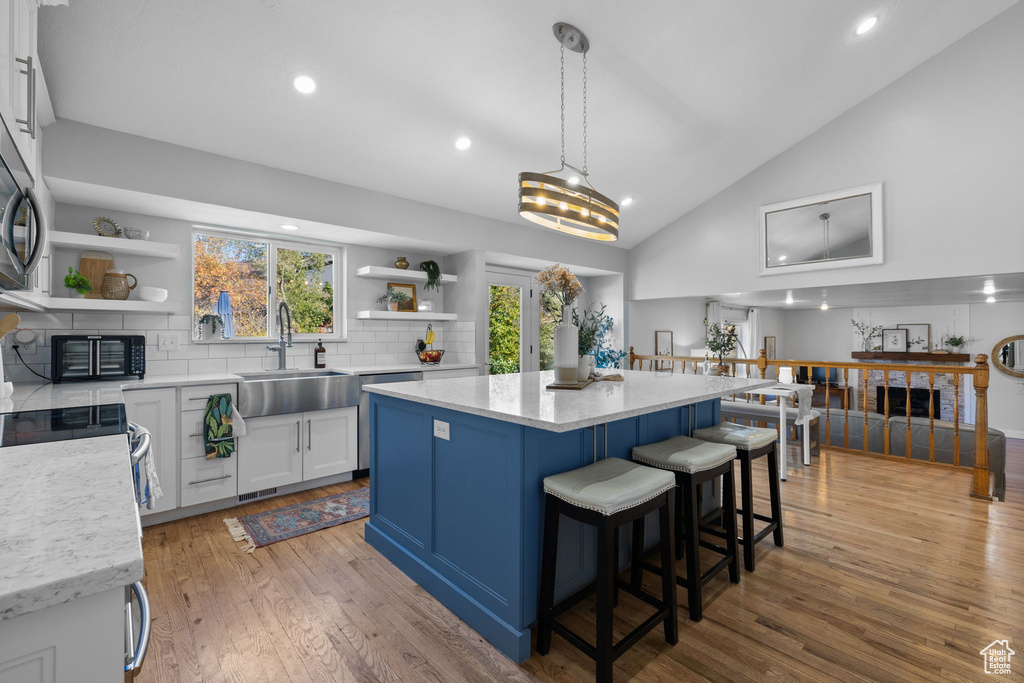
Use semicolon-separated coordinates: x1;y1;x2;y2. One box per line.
43;297;179;314
356;265;457;285
49;231;181;259
356;310;457;322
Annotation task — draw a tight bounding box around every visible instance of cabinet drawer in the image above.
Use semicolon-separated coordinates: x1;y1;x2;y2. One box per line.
180;383;238;412
181;456;237;507
181;414;238;461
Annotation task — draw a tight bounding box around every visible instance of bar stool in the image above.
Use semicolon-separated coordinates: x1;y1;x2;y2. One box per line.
631;435;739;622
537;457;677;683
693;422;783;572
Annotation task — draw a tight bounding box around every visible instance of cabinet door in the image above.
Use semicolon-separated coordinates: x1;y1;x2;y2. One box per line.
123;387;179;517
304;407;358;480
0;0;13;121
238;414;303;494
10;0;35;170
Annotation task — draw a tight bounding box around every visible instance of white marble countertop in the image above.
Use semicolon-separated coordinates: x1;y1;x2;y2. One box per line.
2;363;480;412
362;370;776;432
0;434;144;621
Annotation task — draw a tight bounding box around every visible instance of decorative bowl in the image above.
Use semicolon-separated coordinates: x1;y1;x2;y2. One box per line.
122;227;150;240
137;286;168;302
418;349;444;365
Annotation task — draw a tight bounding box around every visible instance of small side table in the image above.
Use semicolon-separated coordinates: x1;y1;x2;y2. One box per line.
743;383;814;481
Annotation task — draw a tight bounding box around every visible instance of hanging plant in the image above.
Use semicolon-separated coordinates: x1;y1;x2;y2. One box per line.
419;260;442;291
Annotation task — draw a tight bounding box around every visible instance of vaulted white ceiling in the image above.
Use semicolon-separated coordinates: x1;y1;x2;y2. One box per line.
38;0;1018;249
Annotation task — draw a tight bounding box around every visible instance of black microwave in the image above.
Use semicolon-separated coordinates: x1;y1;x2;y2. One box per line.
51;335;146;383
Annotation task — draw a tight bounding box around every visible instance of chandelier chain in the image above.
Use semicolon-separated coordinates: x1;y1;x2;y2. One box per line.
559;44;566;165
582;50;588;175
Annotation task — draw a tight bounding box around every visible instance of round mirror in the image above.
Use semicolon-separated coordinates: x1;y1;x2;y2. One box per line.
992;335;1024;378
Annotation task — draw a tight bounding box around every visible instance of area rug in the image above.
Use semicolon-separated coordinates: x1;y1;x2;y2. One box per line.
224;487;369;553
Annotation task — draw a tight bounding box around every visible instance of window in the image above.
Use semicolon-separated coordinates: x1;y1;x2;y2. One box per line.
193;230;343;341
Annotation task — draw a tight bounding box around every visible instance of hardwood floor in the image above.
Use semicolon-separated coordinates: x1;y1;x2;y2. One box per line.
138;441;1024;682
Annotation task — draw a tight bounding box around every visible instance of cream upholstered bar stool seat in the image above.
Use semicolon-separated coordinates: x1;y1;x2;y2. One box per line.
693;421;782;572
537;457;678;683
631;435;740;622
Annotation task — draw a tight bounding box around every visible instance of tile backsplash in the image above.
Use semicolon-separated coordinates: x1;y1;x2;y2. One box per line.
1;312;476;382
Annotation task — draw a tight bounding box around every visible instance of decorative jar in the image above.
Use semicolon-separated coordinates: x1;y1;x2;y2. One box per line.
577;354;595;381
100;270;137;300
394;256;409;270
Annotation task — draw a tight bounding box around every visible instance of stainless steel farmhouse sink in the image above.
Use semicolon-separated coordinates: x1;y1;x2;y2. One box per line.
237;370;360;418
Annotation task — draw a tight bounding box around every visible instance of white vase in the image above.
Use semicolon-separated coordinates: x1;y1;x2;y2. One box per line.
553;305;579;383
577;355;595;381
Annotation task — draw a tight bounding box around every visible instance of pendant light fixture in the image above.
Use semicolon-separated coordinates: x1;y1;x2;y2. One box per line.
819;212;831;259
518;23;619;241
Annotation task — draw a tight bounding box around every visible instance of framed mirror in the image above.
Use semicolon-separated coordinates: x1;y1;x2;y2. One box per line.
992;335;1024;378
758;183;883;275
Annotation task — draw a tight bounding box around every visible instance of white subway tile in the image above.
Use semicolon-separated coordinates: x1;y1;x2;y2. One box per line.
374;353;399;365
374;331;399;342
347;330;374;343
122;314;170;330
188;358;227;374
72;313;124;329
246;343;273;357
340;342;363;355
207;344;248;359
166;344;210;360
145;347;168;361
146;359;190;375
362;320;388;331
18;312;73;329
167;315;193;331
350;354;376;364
226;357;262;373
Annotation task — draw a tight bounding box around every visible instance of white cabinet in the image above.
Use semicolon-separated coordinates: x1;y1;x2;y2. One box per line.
179;383;239;507
239;407;358;494
238;413;303;494
0;0;37;172
305;407;358;479
123;387;179;517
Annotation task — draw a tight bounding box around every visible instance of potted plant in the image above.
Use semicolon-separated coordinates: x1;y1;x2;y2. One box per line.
63;267;93;298
419;260;442;291
851;319;884;352
536;264;584;383
376;287;411;312
706;322;739;376
944;335;969;353
197;313;222;340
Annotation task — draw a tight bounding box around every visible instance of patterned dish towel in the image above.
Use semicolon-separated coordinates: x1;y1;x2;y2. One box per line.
204;393;236;459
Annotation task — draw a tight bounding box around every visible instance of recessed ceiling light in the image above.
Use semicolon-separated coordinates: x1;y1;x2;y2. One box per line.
983;280;995;294
820;303;829;311
455;137;472;151
621;197;634;207
293;75;316;94
856;16;878;35
778;255;787;261
986;296;996;303
785;292;794;305
281;224;300;231
568;176;579;186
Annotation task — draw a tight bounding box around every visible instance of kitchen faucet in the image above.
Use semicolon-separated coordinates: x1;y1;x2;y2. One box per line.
267;302;294;370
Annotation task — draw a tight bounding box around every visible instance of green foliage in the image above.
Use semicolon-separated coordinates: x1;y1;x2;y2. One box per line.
488;285;521;375
419;260;442;291
376;287;411;304
63;267;93;294
194;235;269;337
276;249;334;333
197;313;222;336
706;322;739;364
945;335;967;349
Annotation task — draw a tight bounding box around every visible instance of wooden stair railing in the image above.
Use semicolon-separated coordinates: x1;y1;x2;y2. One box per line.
627;347;993;501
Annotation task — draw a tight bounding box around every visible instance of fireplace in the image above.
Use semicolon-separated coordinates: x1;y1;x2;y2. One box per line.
875;387;940;418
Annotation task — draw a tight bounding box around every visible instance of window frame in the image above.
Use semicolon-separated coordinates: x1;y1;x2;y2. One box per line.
191;227;347;343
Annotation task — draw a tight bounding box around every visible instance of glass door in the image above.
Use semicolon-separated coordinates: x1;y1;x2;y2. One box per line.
97;339;128;376
487;271;537;374
58;339;92;379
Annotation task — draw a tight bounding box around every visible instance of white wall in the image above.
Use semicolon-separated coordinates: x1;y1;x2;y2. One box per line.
627;2;1024;300
969;301;1024;439
43;120;628;277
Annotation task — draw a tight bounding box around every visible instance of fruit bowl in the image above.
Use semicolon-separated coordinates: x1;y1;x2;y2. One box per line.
418;349;444;365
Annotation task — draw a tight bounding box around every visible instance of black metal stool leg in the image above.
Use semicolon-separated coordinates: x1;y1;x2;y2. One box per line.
659;488;679;644
723;466;740;583
613;526;620;608
681;477;702;622
537;495;559;655
630;517;644;591
595;519;615;683
739;455;756;572
767;445;784;547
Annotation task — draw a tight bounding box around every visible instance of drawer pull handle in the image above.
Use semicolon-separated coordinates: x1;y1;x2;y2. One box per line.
188;474;232;486
188;433;234;442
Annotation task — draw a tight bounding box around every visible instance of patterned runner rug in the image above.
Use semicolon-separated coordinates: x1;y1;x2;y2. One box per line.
224;487;369;553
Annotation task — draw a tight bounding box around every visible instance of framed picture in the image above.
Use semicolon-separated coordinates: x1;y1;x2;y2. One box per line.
387;282;417;312
764;335;776;360
882;328;908;353
898;323;930;353
655;330;674;356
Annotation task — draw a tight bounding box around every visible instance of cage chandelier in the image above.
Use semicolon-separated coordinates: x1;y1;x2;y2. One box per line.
518;23;619;242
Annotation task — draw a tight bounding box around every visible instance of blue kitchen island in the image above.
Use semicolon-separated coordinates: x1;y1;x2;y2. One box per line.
363;370;773;663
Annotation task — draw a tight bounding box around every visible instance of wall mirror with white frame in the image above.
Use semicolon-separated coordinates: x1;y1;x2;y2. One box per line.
758;183;883;276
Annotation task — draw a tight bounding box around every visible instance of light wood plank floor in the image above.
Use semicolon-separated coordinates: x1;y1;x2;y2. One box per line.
138;441;1024;682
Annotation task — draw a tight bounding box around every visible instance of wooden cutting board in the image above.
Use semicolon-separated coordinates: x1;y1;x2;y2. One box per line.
79;250;114;299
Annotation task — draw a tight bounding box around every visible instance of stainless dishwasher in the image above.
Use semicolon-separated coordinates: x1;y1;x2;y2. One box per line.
358;371;424;471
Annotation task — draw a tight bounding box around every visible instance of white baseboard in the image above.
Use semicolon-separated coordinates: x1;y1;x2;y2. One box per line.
999;428;1024;440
